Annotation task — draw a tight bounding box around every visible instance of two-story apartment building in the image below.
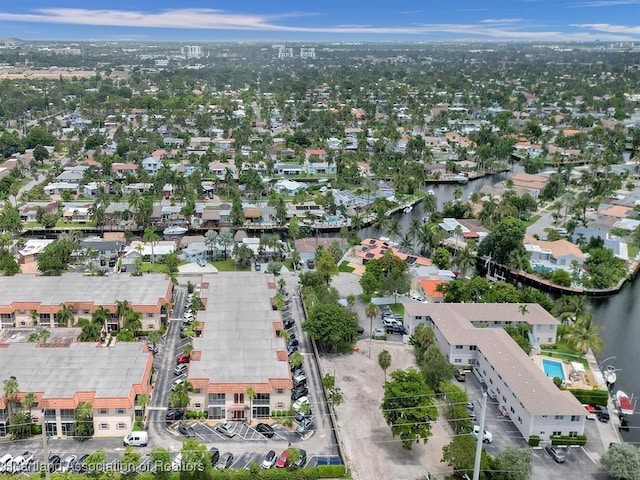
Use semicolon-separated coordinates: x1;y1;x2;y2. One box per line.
403;303;586;442
0;342;153;438
187;273;292;421
0;273;173;331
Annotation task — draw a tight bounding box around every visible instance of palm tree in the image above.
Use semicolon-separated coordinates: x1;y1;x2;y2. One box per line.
453;185;464;202
204;230;219;260
123;310;143;335
168;381;195;410
454;246;476;280
3;377;19;416
218;229;234;260
246;386;256;425
553;296;589;326
365;303;379;359
78;318;101;342
408;218;422;244
183;343;194;357
346;294;356;313
291;250;301;271
386;218;402;244
127;189;144;216
378;349;391;382
562;314;604;355
56;303;75;327
422;192;438;220
142;227;161;264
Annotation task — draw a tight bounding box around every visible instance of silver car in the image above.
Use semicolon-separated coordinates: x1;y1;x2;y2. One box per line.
215;423;237;438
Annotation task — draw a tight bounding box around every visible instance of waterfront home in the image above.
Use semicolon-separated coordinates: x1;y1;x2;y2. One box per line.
523;236;585;273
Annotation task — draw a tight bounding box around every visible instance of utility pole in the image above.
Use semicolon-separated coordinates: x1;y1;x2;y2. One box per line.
472;392;487;480
41;410;51;480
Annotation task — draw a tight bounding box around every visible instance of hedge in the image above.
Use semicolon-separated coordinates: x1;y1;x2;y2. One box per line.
568;388;609;407
551;435;587;446
528;435;540;447
317;465;346;478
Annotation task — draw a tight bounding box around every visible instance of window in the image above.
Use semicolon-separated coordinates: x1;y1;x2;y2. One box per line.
276;389;285;395
116;409;125;415
510;406;515;414
469;359;476;365
469;345;477;351
542;415;547;419
571;415;579;422
100;423;108;430
547;337;553;343
552;431;561;436
517;417;522;424
455;345;463;350
194;389;202;394
194;403;201;409
234;393;244;404
117;423;126;430
554;415;564;420
569;431;578;438
99;409;108;415
147;313;154;318
83;310;90;315
147;324;154;330
276;402;284;409
454;359;462;363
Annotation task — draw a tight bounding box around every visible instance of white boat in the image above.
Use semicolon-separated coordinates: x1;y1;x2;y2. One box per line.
163;225;188;236
427;189;435;196
403;205;413;214
615;390;634;416
605;365;617;386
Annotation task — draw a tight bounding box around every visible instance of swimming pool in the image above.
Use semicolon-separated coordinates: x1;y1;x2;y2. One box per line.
542;359;565;381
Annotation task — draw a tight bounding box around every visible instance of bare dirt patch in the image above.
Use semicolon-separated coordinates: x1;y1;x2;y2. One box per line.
319;340;454;480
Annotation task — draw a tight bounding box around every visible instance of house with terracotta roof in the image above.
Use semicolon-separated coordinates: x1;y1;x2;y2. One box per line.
509;173;549;198
0;342;153;438
523;236;585;273
403;303;586;442
350;238;433;267
0;273;172;331
187;273;292;420
111;163;138;180
419;279;444;303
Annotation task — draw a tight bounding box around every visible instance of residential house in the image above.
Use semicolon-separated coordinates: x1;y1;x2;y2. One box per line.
275;163;304;176
44;182;78;196
111;163;138;180
523;236;585;273
17;239;55;264
273;179;307;195
142;157;160;176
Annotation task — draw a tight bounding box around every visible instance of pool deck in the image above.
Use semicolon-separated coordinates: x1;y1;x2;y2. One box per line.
532;354;594;389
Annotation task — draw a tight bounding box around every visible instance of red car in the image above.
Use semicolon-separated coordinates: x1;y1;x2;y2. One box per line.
176;354;190;364
275;450;288;468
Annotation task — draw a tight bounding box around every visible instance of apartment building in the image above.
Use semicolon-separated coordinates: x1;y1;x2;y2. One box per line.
0;342;152;438
0;273;173;331
403;303;586;441
187;273;292;421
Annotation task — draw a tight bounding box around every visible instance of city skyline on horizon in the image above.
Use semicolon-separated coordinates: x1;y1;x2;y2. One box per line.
0;0;637;43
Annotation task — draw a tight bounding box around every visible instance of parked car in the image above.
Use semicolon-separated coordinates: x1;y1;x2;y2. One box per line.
165;408;184;422
256;423;275;438
72;454;89;474
177;424;196;437
209;447;220;466
183;312;194;322
292;386;309;400
296;417;314;434
472;425;493;443
215;423;237;438
0;454;12;473
583;404;597;420
8;452;33;474
595;405;610;422
215;453;234;470
275;450;289;468
357;326;365;335
385;324;406;335
174;363;188;376
292;449;307;469
176;354;191;364
197;259;206;267
47;455;61;473
292;371;307;384
60;455;77;473
455;369;467;382
545;446;566;463
261;450;277;469
373;328;386;338
306;259;315;269
254;263;261;271
171;377;185;391
292;396;309;412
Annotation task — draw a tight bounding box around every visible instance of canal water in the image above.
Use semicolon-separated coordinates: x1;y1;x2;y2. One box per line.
356;167;640;444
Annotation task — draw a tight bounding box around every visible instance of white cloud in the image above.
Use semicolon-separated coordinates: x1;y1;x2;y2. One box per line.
569;0;640;6
0;8;636;41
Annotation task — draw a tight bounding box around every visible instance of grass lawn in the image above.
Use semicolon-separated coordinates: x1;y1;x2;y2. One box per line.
338;262;355;273
141;262;170;274
212;259;250;272
524;214;541;227
390;303;405;316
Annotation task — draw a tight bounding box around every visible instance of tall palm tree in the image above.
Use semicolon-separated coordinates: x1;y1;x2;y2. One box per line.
123;310;143;334
168;381;195;410
454;246;476;280
142;227;161;264
127;189;144;214
562;314;604;355
386;218;402;244
56;304;75;327
246;386;256;425
3;377;19;416
378;349;391;382
553;296;589;326
365;303;379;359
204;230;219;260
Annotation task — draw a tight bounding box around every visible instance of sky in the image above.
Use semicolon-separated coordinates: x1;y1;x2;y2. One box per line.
0;0;638;42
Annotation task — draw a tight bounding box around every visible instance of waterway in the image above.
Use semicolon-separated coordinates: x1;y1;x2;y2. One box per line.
356;166;640;445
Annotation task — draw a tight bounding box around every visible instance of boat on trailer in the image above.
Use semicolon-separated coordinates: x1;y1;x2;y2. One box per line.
615;390;634;416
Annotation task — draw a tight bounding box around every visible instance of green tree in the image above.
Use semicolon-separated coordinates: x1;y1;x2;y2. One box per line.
84;449;107;479
0;248;19;275
289;351;303;371
477;217;527;266
275;197;287;225
409;323;436;363
303;303;359;353
494;447;533;480
8;410;31;438
432;247;452;270
316;248;339;285
56;303;75;327
150;448;172;480
180;438;212;478
230;193;244;227
421;344;456;391
36;240;74;275
601;443;640;480
378;349;391;382
381;368;438;450
3;377;19;417
74;401;94;438
169;380;195;410
120;446;141;479
322;373;344;407
288;217;300;242
439;381;472;435
33;144;49;163
563;314;604;355
442;434;490;476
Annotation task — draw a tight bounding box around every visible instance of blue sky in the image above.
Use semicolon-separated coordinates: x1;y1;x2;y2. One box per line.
0;0;638;42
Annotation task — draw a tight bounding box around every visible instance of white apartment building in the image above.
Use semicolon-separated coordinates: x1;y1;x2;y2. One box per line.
403;303;587;441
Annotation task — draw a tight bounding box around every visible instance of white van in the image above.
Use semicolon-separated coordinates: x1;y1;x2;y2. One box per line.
123;431;149;447
0;454;13;473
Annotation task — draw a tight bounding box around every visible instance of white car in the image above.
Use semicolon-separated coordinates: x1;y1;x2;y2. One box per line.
373;328;386;337
472;425;493;444
0;454;12;473
60;455;77;473
292;396;309;413
261;450;277;469
172;453;182;471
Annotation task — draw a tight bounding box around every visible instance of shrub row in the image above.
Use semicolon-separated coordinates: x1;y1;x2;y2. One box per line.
568;388;609;407
528;435;540;447
317;465;346;478
186;410;209;419
551;435;587;446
